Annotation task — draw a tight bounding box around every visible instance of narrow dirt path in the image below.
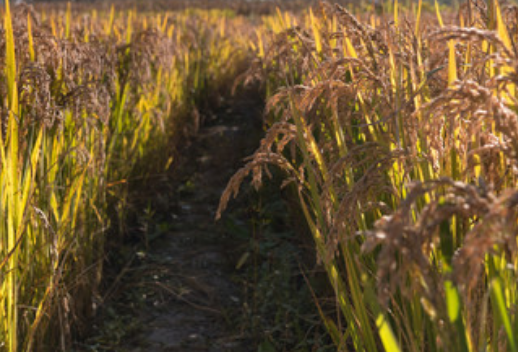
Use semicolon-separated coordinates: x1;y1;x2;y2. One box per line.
106;93;264;352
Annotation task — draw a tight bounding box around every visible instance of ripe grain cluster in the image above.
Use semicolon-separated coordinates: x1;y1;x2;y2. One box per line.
219;0;518;350
4;0;518;350
0;1;251;350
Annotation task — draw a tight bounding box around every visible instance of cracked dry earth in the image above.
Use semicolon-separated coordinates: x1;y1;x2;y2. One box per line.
110;95;263;352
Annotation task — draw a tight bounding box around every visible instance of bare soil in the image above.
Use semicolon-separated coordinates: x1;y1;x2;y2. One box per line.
85;93;264;352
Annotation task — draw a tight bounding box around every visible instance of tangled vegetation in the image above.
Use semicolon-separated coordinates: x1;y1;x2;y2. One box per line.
218;0;518;351
3;0;518;350
0;1;251;350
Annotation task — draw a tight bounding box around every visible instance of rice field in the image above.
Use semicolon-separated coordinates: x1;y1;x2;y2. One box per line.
2;0;518;350
219;0;518;351
0;1;250;349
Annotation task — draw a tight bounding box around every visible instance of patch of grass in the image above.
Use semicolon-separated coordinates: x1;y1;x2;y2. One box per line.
225;178;334;352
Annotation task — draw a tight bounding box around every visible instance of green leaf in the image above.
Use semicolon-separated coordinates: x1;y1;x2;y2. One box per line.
376;313;402;352
491;277;517;352
445;280;460;322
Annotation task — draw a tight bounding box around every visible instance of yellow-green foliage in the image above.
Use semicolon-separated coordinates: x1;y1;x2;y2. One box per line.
219;1;518;351
0;2;250;350
7;0;518;350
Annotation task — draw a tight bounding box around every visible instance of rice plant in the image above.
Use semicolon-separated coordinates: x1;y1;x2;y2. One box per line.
219;0;518;350
0;1;251;350
5;0;518;350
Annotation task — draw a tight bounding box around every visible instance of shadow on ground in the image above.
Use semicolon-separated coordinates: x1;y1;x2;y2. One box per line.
77;88;333;352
